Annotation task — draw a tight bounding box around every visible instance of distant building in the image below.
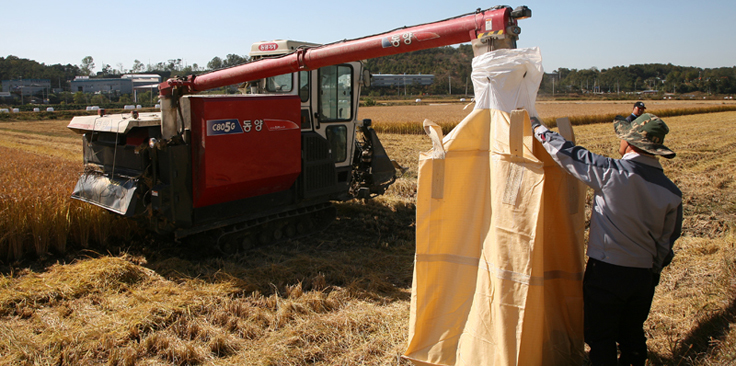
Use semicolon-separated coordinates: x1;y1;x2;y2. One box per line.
120;74;162;102
1;79;51;96
121;74;161;92
371;74;435;87
637;90;659;95
70;76;133;94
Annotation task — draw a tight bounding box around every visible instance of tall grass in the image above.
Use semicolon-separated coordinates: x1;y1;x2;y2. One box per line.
0;146;137;262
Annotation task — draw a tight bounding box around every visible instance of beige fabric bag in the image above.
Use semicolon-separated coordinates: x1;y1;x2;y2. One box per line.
405;48;585;366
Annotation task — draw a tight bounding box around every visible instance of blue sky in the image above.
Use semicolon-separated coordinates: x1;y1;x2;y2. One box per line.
3;0;735;74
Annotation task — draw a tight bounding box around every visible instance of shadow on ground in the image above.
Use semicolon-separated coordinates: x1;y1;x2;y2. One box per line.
649;294;736;365
136;199;418;303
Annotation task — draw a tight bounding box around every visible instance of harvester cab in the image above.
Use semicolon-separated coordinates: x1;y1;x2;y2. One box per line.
244;39;402;199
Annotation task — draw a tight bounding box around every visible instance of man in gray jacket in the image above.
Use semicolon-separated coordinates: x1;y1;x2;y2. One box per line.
531;114;683;366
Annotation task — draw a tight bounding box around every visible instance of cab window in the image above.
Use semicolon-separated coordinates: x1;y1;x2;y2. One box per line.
299;71;309;102
265;73;293;93
326;125;347;163
318;65;352;121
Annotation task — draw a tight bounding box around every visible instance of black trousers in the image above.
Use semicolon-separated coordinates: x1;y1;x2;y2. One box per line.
584;258;656;366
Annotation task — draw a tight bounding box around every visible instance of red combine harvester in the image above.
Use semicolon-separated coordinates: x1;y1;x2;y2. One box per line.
67;5;532;248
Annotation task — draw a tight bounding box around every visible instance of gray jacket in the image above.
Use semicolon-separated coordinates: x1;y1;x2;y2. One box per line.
533;126;682;272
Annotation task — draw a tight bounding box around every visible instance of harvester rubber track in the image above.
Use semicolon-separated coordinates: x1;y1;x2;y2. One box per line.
199;203;337;254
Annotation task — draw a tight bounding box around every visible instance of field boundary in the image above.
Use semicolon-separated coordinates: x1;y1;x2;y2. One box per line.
370;105;736;135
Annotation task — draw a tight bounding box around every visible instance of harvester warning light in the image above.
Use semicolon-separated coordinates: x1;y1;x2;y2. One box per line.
207;119;244;136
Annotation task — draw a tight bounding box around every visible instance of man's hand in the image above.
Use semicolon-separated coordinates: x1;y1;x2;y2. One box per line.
531;116;542;132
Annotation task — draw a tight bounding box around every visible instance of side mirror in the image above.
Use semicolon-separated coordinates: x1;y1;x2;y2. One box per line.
362;69;371;87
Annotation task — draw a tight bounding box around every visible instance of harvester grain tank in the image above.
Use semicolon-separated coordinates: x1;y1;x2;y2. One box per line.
66;5;532;247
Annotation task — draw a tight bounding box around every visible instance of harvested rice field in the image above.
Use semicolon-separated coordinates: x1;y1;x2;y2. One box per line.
0;104;734;365
359;99;736;126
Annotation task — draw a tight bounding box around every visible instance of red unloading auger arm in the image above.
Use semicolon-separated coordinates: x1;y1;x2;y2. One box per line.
158;5;531;97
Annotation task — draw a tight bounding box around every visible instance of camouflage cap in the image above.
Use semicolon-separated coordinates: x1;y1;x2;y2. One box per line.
614;113;676;159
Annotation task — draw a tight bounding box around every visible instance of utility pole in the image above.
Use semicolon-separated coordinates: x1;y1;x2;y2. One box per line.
18;76;23;105
448;75;452;95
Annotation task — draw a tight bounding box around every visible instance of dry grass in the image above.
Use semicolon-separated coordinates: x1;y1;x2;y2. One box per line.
0;119;78;136
0;120;81;162
535;100;736;120
359;100;736;134
0;207;415;365
0;109;734;365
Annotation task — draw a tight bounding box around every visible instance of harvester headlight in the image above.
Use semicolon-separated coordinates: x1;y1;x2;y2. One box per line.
148;138;159;149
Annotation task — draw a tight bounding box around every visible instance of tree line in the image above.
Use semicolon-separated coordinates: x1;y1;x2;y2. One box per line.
0;54;251;106
364;47;736;97
0;54;250;85
545;64;736;96
2;48;735;104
